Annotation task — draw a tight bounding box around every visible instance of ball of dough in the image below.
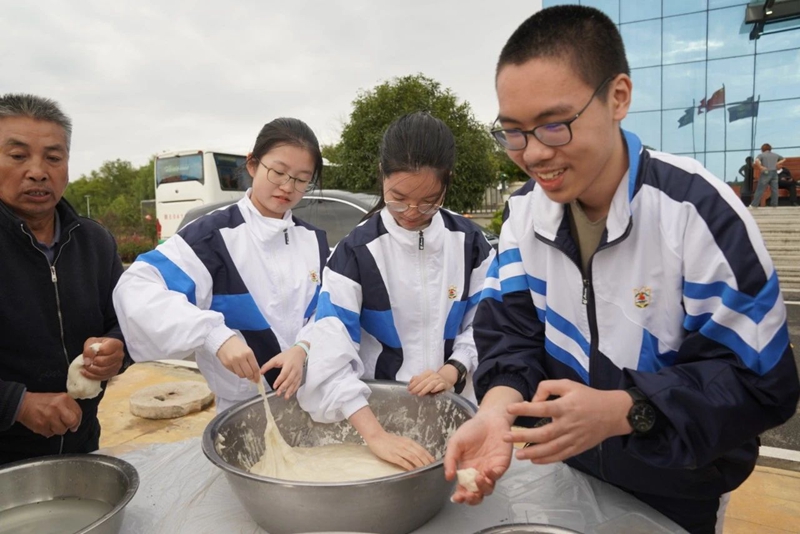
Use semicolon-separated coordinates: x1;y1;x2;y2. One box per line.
66;343;103;400
456;467;480;492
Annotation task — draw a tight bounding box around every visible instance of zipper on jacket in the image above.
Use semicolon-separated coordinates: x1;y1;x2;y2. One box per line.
284;229;289;245
419;235;430;371
581;280;588;305
21;223;78;455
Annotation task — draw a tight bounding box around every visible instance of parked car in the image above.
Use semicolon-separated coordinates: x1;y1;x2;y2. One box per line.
176;189;499;249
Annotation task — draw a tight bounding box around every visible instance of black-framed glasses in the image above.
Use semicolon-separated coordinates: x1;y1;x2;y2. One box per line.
258;160;313;192
491;76;614;150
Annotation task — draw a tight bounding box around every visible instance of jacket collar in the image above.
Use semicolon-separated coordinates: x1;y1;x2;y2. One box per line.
379;207;445;251
0;197;81;240
532;129;642;244
238;189;294;242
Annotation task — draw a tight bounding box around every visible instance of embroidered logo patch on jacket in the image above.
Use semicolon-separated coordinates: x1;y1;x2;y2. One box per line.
634;287;652;308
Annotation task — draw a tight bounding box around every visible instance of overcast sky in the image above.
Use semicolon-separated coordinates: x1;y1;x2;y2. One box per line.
2;0;543;180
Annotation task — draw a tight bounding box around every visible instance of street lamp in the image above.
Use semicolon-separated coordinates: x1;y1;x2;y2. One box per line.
84;195;91;218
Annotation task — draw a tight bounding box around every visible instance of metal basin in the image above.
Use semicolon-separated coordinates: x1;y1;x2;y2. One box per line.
202;380;476;534
475;525;582;534
0;454;139;534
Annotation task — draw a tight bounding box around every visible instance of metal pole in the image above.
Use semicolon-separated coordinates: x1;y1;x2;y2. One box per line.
84;195;91;218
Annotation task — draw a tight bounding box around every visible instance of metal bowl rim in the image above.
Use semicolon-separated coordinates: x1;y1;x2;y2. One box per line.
0;453;140;532
473;523;583;534
201;379;476;487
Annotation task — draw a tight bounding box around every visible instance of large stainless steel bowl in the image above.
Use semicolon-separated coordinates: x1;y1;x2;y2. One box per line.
0;454;139;534
202;380;476;534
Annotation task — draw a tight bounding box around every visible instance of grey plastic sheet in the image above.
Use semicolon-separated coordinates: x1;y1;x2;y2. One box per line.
117;438;686;534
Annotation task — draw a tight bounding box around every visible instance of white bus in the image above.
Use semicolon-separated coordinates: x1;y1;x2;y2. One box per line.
155;149;249;242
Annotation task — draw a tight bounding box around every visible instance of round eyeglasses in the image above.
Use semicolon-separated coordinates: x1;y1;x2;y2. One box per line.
259;160;313;193
385;200;443;216
491;76;614;150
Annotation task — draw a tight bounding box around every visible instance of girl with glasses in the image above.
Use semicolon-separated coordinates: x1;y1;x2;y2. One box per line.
113;118;328;412
297;112;496;470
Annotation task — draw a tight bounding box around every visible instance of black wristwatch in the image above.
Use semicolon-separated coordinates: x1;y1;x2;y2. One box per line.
625;387;657;435
445;360;468;394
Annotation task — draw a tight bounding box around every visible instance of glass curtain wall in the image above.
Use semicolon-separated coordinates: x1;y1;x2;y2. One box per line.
542;0;800;182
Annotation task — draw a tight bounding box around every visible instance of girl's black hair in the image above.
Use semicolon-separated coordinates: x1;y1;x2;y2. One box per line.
363;112;456;220
248;117;323;187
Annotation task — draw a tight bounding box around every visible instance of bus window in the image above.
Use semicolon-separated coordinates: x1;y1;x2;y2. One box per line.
215;153;249;191
156;154;204;185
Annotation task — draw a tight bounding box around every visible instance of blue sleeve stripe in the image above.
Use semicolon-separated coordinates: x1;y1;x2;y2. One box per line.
304;285;321;319
466;290;483;312
138;250;197;305
545;338;589;384
210;293;270;331
684;271;780;324
316;291;361;344
636;330;679;373
481;287;502;302
361;308;402;349
498;248;523;268
501;275;529;295
444;300;467;339
545;306;591;357
528;275;547;295
698;318;789;375
535;306;545;324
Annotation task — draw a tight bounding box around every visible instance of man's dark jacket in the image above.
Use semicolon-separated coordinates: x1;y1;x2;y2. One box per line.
0;198;126;464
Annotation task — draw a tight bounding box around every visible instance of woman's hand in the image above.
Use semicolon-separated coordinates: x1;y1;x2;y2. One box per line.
408;367;457;396
261;345;306;399
216;336;260;382
366;430;435;471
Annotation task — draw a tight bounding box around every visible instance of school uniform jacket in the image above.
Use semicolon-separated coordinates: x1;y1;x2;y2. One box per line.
298;208;495;423
475;130;800;500
113;193;328;405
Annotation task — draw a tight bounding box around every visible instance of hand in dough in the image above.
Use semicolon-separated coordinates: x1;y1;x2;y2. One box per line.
261;344;306;399
81;337;126;381
67;343;103;400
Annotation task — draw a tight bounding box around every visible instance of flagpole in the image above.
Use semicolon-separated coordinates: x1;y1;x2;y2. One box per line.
722;84;727;182
692;98;696;158
753;94;760;154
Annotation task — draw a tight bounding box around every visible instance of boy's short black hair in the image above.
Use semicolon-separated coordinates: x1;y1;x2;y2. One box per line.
498;5;630;99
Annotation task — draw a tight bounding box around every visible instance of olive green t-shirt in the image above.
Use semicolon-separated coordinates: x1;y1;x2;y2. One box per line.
568;200;607;276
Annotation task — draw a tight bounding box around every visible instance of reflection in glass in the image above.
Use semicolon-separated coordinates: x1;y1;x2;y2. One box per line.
662;108;706;155
663;62;706;110
623;111;662;150
708;0;748;8
621;19;662;68
755;50;800;101
705;152;726;182
630;67;661;112
664;0;707;17
581;0;619;23
705;57;756;150
663;12;708;64
753;100;800;150
755;19;800;53
621;0;661;23
708;6;755;60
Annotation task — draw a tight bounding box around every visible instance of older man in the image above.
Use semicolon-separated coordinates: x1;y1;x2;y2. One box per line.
0;94;128;465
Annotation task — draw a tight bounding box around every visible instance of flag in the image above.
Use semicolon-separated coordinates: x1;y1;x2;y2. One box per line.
697;87;726;114
728;96;759;123
678;106;694;128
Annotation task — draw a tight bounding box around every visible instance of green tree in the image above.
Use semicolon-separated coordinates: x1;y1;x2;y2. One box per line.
326;74;498;213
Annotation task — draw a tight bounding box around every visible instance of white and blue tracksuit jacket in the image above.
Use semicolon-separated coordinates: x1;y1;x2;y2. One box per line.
113;193;328;411
476;130;799;500
298;208;495;423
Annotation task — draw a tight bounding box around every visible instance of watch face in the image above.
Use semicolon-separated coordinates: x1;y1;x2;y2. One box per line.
630;403;656;433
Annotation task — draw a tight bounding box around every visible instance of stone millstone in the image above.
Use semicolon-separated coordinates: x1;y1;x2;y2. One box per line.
130;381;215;420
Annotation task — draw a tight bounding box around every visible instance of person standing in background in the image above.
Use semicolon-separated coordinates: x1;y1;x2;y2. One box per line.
751;143;786;208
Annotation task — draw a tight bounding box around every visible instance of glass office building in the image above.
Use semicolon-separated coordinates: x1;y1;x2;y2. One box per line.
541;0;800;182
